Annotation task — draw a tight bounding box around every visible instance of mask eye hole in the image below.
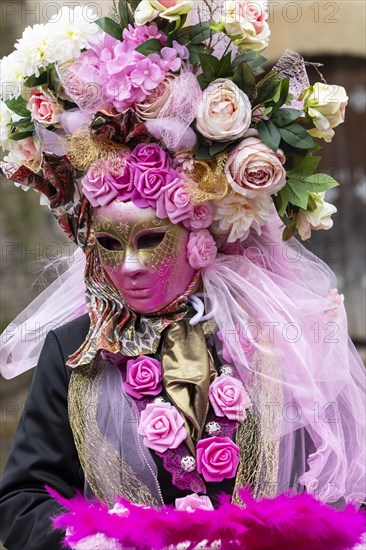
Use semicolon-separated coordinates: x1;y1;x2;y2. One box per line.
96;235;124;251
137;232;166;250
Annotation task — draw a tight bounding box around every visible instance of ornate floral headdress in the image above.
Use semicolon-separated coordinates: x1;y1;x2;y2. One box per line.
1;0;348;252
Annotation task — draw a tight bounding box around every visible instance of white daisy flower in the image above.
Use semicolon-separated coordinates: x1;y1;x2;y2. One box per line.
46;6;100;63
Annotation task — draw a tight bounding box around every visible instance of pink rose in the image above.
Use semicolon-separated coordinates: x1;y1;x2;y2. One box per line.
183;202;215;230
138;402;187;452
135;74;176;120
209;375;251;421
27;90;63;125
175;493;214;512
81;160;118;207
156;178;193;224
225;137;286;197
131;143;171;170
106;155;135;203
132;167;177;208
187;230;217;269
7;137;41;169
123;355;163;399
196;436;240;482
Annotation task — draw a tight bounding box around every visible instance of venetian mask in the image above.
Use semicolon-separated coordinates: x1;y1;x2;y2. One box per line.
93;200;197;314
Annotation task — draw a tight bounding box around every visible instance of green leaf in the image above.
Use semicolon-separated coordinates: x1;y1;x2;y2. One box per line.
271;108;302;127
5;96;30;118
199;53;220;80
128;0;142;10
118;0;133;29
275;185;292;216
173;13;187;32
287;155;321;179
232;52;267;71
286;179;310;209
135;38;162;56
304;173;339;192
254;70;280;106
257;119;281;152
197;74;209;90
209;140;234;156
24;70;48;88
48;64;62;94
232;61;255;99
96;17;123;40
9;126;35;141
188;43;207;64
210;20;225;33
215;53;233;79
7;117;32;128
195;145;212;160
176;22;211;44
280;123;317;149
273;77;290;111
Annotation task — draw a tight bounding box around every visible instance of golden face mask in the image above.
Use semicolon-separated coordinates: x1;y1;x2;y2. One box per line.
93;200;197;314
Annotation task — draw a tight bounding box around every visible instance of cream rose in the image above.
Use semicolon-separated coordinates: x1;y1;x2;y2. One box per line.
135;74;176;120
196;79;251;142
301;82;348;143
225;136;286;197
223;0;270;51
135;0;193;25
296;192;337;240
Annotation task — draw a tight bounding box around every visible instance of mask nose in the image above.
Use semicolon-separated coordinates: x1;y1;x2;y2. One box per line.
120;246;145;278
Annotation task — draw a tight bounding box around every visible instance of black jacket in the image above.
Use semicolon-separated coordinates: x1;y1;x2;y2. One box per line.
0;314;235;549
0;315;89;550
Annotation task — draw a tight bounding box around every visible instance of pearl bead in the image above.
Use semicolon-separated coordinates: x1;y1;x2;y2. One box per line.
205;421;221;435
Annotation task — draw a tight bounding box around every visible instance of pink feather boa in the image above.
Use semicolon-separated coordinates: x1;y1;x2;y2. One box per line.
48;486;365;550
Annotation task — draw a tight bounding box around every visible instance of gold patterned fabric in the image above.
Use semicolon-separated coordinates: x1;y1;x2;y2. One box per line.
160;320;217;455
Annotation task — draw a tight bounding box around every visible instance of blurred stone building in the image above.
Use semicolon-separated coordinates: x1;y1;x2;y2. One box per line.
1;1;365;474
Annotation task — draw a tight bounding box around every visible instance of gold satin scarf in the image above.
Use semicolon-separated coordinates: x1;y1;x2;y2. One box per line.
160;320;217;455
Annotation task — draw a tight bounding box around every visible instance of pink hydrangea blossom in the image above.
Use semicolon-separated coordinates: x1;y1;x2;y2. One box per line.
209;374;252;421
183;202;215;230
123;356;163;399
121;23;167;53
130;57;166;95
138;402;187;453
187;230;217;269
196;436;240;482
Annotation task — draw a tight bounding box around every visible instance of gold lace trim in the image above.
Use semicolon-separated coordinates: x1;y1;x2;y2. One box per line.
68;356;158;507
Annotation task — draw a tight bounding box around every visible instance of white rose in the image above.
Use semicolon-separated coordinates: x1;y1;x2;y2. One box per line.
223;0;270;51
196;79;251;142
296;192;337;240
150;0;193;22
301;82;348;143
134;0;159;25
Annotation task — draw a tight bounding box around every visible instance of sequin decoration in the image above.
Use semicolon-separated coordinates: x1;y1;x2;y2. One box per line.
180;456;196;472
